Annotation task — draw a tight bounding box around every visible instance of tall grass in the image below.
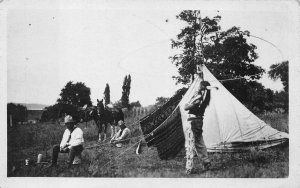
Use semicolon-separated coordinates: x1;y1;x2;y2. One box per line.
7;112;288;177
258;113;288;133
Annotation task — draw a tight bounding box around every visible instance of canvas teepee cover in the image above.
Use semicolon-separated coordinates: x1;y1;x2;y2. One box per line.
140;66;288;159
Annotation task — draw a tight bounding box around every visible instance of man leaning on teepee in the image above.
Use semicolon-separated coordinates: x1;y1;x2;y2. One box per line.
184;64;218;174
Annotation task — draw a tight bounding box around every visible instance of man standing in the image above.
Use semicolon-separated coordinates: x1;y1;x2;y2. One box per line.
184;80;216;174
110;120;131;147
48;115;84;168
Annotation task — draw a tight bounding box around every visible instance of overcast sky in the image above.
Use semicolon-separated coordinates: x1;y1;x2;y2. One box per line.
5;1;299;106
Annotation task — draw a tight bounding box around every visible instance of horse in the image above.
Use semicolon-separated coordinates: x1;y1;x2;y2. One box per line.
78;105;95;129
90;99;124;142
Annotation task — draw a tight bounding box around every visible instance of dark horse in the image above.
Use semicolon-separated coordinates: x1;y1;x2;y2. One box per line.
90;99;124;142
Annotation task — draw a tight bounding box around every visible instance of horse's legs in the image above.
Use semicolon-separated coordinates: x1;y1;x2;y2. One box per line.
103;123;108;141
97;121;103;142
110;122;116;138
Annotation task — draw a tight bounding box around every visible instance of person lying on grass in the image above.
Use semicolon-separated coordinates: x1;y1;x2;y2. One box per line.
47;115;84;168
110;120;131;147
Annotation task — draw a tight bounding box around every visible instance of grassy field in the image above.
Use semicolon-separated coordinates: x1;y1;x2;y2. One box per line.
7;113;289;177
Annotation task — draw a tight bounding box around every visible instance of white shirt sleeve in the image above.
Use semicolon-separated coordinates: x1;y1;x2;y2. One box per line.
116;128;131;141
68;128;84;148
111;130;121;141
60;129;70;148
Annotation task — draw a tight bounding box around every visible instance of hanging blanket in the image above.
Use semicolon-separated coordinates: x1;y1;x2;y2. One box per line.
139;88;187;159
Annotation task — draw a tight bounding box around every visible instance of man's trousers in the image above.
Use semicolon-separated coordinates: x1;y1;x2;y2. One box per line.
51;144;83;166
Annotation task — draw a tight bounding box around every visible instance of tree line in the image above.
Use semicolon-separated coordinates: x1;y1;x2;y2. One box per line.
40;74;142;122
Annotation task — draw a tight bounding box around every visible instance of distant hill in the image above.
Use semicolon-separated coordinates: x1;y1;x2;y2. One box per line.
18;103;49;110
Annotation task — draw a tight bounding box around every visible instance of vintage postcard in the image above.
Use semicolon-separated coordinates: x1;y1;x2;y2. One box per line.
1;0;299;187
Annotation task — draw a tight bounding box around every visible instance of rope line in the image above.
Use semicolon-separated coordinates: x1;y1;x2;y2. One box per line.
114;17;286;82
85;119;151;149
85;134;148;149
95;139;143;172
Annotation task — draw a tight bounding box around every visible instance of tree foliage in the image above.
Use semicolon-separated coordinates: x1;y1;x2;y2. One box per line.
155;97;170;108
170;10;269;111
42;81;92;122
273;90;288;113
268;61;288;92
57;81;92;108
41;103;80;122
130;101;142;109
113;100;123;109
121;75;131;108
104;83;111;105
170;10;264;85
7;103;27;126
244;81;273;113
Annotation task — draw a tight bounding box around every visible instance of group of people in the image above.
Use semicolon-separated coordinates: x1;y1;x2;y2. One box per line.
48;74;213;175
47;115;131;168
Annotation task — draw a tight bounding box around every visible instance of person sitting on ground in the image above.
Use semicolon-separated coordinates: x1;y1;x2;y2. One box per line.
110;120;131;147
47;115;84;168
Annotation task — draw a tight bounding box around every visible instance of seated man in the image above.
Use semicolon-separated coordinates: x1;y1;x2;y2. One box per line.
48;115;84;168
110;120;131;147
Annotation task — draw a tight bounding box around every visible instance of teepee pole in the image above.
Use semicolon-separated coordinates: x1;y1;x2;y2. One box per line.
197;10;204;79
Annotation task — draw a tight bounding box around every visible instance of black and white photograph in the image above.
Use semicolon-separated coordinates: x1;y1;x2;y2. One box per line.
1;0;299;187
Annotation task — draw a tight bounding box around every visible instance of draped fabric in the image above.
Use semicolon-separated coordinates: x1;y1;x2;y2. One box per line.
139;88;187;159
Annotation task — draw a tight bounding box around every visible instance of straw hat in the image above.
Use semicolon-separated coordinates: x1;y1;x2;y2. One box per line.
118;120;125;126
64;115;75;124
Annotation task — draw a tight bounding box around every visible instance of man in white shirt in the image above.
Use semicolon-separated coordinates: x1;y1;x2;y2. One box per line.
48;115;84;168
110;120;131;147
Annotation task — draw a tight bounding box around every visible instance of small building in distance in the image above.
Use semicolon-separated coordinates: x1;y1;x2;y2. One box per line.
23;103;48;124
26;110;44;124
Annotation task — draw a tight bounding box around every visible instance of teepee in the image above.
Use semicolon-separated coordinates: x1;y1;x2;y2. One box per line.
140;65;288;159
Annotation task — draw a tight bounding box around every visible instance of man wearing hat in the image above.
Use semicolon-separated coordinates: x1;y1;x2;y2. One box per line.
183;80;216;174
48;115;84;168
110;120;131;147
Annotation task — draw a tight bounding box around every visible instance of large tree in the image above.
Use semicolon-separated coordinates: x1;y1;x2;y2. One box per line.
103;83;110;105
170;10;265;107
57;81;92;108
268;61;288;92
121;75;131;108
171;11;264;83
41;103;80;122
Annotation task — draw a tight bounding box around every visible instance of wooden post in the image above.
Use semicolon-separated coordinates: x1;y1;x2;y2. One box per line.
197;64;204;79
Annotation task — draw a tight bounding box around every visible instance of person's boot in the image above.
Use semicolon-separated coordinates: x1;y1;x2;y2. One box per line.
186;169;192;174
